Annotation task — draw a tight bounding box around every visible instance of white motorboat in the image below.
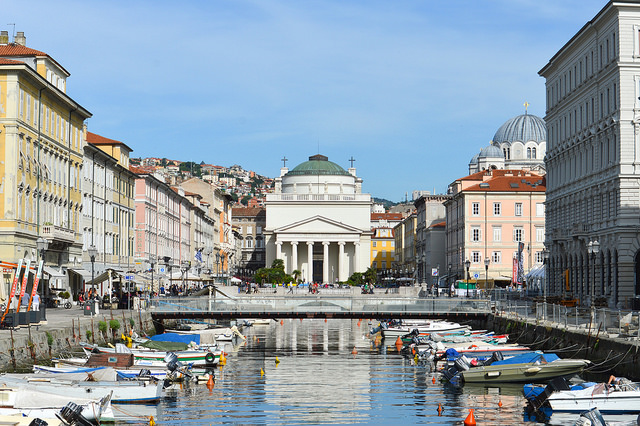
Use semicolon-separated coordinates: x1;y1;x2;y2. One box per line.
0;374;164;403
81;341;222;364
547;381;640;413
0;386;114;422
381;320;470;339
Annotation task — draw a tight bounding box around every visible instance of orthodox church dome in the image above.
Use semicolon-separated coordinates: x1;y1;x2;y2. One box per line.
492;113;546;144
286;154;350;176
479;145;504;158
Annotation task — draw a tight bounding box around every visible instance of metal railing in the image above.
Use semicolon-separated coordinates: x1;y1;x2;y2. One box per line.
150;295;492;317
495;300;640;343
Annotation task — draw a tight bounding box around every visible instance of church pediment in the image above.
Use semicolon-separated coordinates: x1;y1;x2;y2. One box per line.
275;215;362;234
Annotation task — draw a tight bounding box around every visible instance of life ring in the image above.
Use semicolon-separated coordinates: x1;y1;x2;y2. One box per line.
205;352;215;363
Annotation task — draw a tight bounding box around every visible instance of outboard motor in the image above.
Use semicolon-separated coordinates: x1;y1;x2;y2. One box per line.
28;419;48;426
442;355;471;382
529;377;572;410
478;351;504;367
57;402;92;426
575;408;606;426
164;352;183;372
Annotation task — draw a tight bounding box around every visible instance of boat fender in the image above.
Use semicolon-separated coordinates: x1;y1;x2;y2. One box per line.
205;352;216;364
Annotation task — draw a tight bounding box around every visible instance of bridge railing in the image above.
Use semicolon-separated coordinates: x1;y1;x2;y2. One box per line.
149;296;491;316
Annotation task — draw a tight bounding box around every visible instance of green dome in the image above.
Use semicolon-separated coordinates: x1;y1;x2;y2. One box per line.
286;154;350;176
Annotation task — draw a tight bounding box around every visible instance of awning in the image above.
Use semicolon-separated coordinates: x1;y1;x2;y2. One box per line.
87;271;110;286
68;268;92;281
43;266;65;278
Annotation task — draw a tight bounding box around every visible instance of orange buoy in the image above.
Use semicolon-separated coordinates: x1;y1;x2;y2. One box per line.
357;321;361;327
437;403;443;416
280;319;284;325
300;318;303;322
498;400;503;408
149;416;156;425
206;374;214;391
324;318;327;323
351;346;358;356
432;376;436;384
463;409;476;426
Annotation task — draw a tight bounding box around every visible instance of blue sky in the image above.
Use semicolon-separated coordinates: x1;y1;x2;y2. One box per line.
6;0;607;201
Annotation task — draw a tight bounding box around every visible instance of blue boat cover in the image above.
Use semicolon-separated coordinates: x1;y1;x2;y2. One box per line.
445;348;460;358
493;351;559;365
149;332;200;345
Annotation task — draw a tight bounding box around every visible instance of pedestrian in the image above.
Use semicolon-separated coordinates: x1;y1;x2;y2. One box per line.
32;293;40;311
20;293;29;307
450;282;454;297
287;283;294;294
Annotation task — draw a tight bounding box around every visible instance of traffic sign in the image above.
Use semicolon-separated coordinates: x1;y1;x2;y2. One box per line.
431;268;438;276
160;267;165;273
474;273;479;279
125;275;134;280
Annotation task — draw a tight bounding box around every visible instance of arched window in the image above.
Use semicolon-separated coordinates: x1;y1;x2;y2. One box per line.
532;147;537;159
246;236;254;248
527;147;532;159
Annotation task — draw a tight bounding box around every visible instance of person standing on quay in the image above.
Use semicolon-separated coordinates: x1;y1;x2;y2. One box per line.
32;293;40;311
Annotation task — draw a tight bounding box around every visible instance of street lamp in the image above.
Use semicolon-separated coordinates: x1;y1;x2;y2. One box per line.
542;248;549;320
465;259;471;298
587;240;600;307
484;257;490;299
448;263;452;295
180;260;191;293
149;255;156;295
215;253;221;285
88;245;98;293
36;237;49;262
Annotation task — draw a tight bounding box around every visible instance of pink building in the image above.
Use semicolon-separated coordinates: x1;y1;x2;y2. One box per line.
445;169;546;288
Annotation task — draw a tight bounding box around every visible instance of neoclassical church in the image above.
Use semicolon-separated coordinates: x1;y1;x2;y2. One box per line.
469;112;547;174
264;155;372;283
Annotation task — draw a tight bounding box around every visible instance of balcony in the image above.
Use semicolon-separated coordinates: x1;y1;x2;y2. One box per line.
41;224;75;244
266;193;371;202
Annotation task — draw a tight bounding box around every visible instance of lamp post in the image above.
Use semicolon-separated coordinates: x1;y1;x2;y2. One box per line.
180;260;190;293
484;257;490;299
465;259;471;298
88;245;97;294
587;240;600;307
542;248;549;320
215;253;221;285
149;255;156;295
36;237;48;307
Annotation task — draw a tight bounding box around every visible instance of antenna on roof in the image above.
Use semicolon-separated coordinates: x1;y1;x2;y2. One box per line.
7;23;15;41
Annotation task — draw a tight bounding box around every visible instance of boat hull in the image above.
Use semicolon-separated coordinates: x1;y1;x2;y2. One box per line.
547;389;640;413
461;359;589;383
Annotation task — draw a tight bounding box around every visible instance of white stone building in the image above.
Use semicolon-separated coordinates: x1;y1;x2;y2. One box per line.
264;155;372;283
539;0;640;308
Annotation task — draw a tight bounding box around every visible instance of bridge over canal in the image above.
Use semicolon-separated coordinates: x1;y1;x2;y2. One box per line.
149;293;492;325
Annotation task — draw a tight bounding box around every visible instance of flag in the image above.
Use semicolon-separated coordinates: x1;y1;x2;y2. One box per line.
195;249;203;262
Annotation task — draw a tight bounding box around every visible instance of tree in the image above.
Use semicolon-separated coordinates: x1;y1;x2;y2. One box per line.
364;267;377;285
291;269;302;283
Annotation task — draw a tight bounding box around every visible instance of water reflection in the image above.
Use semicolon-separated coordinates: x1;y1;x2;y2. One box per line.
122;319;587;425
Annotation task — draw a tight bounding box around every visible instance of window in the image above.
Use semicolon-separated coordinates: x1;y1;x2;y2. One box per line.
515;203;523;216
472;227;481;242
372;241;377;247
472;202;479;216
536;227;545;242
472;251;481;263
536;203;545;217
535;251;544;263
246;225;252;234
493;227;502;242
493;203;501;216
492;251;501;264
372;262;377;269
372;250;377;258
514;227;524;242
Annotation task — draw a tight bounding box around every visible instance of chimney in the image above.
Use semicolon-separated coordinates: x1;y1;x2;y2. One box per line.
14;31;26;46
0;31;8;45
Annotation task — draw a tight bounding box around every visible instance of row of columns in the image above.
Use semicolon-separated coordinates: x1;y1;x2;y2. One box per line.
275;240;360;283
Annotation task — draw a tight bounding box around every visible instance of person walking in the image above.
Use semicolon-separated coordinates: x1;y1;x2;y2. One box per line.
32;293;40;311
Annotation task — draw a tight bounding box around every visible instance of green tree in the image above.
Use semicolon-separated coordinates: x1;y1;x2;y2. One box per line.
291;269;302;283
241;195;252;206
364;267;377;285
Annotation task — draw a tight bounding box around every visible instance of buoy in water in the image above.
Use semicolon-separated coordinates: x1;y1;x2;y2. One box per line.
219;353;226;366
463;409;476;426
432;376;436;384
324;318;327;323
351;346;358;356
498;400;503;408
395;336;403;350
206;374;214;390
275;356;280;365
437;403;443;416
280;319;284;326
149;416;156;426
260;368;264;376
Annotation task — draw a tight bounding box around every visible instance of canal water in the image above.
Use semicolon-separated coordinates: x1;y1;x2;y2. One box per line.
116;319;625;425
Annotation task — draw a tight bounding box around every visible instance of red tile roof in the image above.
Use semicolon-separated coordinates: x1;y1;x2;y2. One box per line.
462;170;545;192
87;131;134;152
371;213;403;220
232;207;265;216
0;44;69;75
429;221;446;228
0;57;24;65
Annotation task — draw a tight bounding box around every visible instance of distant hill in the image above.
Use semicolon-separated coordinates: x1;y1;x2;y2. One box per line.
372;197;397;209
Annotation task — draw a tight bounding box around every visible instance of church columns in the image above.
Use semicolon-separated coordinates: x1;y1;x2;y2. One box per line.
276;241;282;261
338;242;345;282
322;242;330;284
354;242;360;274
291;242;298;274
307;242;314;283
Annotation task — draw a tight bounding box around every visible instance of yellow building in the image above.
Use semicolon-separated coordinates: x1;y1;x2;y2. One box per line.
0;32;91;298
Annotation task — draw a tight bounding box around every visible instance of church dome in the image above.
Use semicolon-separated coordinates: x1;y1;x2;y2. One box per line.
469;153;479;164
492;113;546;144
479;145;504;158
287;154;350;176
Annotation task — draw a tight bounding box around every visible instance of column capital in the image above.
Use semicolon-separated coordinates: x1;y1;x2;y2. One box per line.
354;241;360;246
291;241;298;246
322;241;330;246
338;241;346;247
307;241;314;247
276;241;283;246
